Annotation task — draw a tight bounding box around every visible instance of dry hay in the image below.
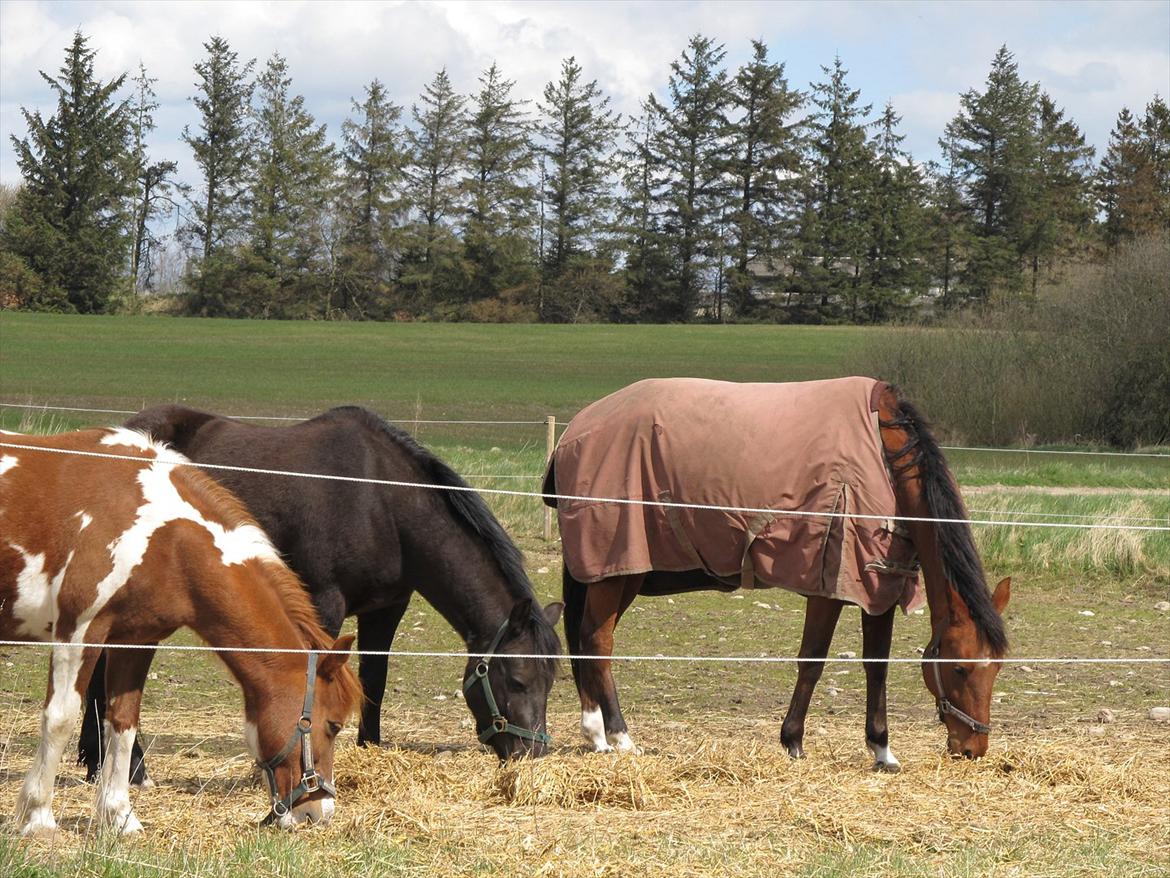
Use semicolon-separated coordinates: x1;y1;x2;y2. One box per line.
3;710;1169;876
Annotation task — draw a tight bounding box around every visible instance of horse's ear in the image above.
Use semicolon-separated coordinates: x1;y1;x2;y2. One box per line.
542;601;564;627
992;577;1011;613
507;597;536;633
320;634;355;678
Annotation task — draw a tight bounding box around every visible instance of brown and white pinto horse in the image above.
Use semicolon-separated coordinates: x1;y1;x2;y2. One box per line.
0;428;361;836
545;379;1010;768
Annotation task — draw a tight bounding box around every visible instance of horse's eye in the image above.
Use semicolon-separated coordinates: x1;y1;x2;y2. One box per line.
508;677;527;692
327;721;343;735
953;665;968;678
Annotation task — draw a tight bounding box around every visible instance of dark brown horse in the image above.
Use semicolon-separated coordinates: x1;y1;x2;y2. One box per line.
0;427;361;835
544;378;1010;769
79;405;562;785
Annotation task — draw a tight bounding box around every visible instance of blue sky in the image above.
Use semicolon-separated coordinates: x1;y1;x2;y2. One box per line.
2;0;1168;189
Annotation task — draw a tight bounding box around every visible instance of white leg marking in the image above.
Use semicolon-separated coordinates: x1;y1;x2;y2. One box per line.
580;707;612;752
606;731;641;754
96;723;144;834
16;647;84;836
867;740;902;773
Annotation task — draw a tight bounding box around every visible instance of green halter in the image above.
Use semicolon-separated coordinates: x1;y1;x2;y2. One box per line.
463;618;552;747
257;651;336;825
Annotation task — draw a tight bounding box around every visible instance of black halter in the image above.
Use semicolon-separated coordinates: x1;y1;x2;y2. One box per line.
462;619;552;748
257;652;335;825
926;642;992;735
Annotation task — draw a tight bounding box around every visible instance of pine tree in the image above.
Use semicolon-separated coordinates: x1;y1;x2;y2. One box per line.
125;63;177;293
462;63;536;304
725;40;803;319
860;101;927;321
400;69;467;309
1023;93;1094;294
924;133;971;308
616;104;677;321
536;57;621;280
182;37;254;269
795;56;873;321
1097;107;1160;249
335;79;405;316
647;35;731;321
943;45;1040;303
1141;95;1170;229
5;31;130;312
242;53;337;317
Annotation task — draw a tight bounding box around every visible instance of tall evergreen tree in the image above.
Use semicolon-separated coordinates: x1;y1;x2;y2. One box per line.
1097;107;1160;249
335;79;405;316
1141;95;1170;229
943;45;1040;303
1023;93;1094;294
859;101;927;321
181;36;254;310
462;63;536;303
725;40;803;319
400;69;467;308
924;133;970;308
536;56;621;279
794;56;873;321
5;31;129;312
616;104;676;321
647;34;731;320
125;63;177;293
241;53;336;317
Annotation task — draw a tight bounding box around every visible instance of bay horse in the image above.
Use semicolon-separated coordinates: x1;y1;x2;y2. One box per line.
79;405;562;785
543;377;1010;768
0;427;361;836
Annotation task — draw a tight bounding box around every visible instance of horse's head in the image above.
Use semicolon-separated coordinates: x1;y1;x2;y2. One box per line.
922;578;1011;758
463;598;563;760
249;635;360;828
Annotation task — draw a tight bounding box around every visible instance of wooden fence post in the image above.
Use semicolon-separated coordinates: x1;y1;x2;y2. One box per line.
543;415;556;541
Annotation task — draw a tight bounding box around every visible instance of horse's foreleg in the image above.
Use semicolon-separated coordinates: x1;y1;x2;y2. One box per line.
780;597;844;759
16;643;102;837
861;607;899;772
577;575;642;753
95;646;156;834
356;597;410;747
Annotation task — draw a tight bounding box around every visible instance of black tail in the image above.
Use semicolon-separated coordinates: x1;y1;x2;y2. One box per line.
886;392;1008;655
562;567;587;692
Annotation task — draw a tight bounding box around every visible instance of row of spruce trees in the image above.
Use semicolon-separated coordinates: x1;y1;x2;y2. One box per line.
2;32;1168;323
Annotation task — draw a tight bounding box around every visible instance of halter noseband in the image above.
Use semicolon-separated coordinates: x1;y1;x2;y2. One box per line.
926;642;992;736
462;618;552;748
257;651;335;825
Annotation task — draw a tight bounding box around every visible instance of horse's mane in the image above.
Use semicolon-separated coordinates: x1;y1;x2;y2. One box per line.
177;464;364;714
881;389;1008;656
324;407;561;668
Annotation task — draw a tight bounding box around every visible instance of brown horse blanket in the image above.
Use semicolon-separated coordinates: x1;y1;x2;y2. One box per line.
547;377;923;615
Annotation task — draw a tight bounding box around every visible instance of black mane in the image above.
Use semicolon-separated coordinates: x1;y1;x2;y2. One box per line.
883;392;1008;655
327;407;561;663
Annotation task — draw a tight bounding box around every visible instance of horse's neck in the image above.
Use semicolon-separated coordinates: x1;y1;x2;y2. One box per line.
410;528;519;651
906;519;958;635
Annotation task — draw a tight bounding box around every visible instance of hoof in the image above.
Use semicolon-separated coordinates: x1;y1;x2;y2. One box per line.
20;815;58;839
607;732;641;755
872;759;902;774
784;743;805;760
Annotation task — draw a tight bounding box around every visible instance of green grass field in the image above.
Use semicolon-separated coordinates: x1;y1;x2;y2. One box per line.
1;313;1167;877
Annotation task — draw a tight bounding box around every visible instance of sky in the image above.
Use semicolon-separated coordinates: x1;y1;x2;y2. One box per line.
1;0;1168;191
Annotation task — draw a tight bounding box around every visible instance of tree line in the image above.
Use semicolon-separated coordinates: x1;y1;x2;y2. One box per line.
2;32;1168;323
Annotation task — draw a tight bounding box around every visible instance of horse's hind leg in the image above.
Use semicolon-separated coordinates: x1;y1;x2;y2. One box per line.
576;574;643;753
780;597;844;759
356;596;411;747
16;644;102;837
95;646;156;834
861;606;900;772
